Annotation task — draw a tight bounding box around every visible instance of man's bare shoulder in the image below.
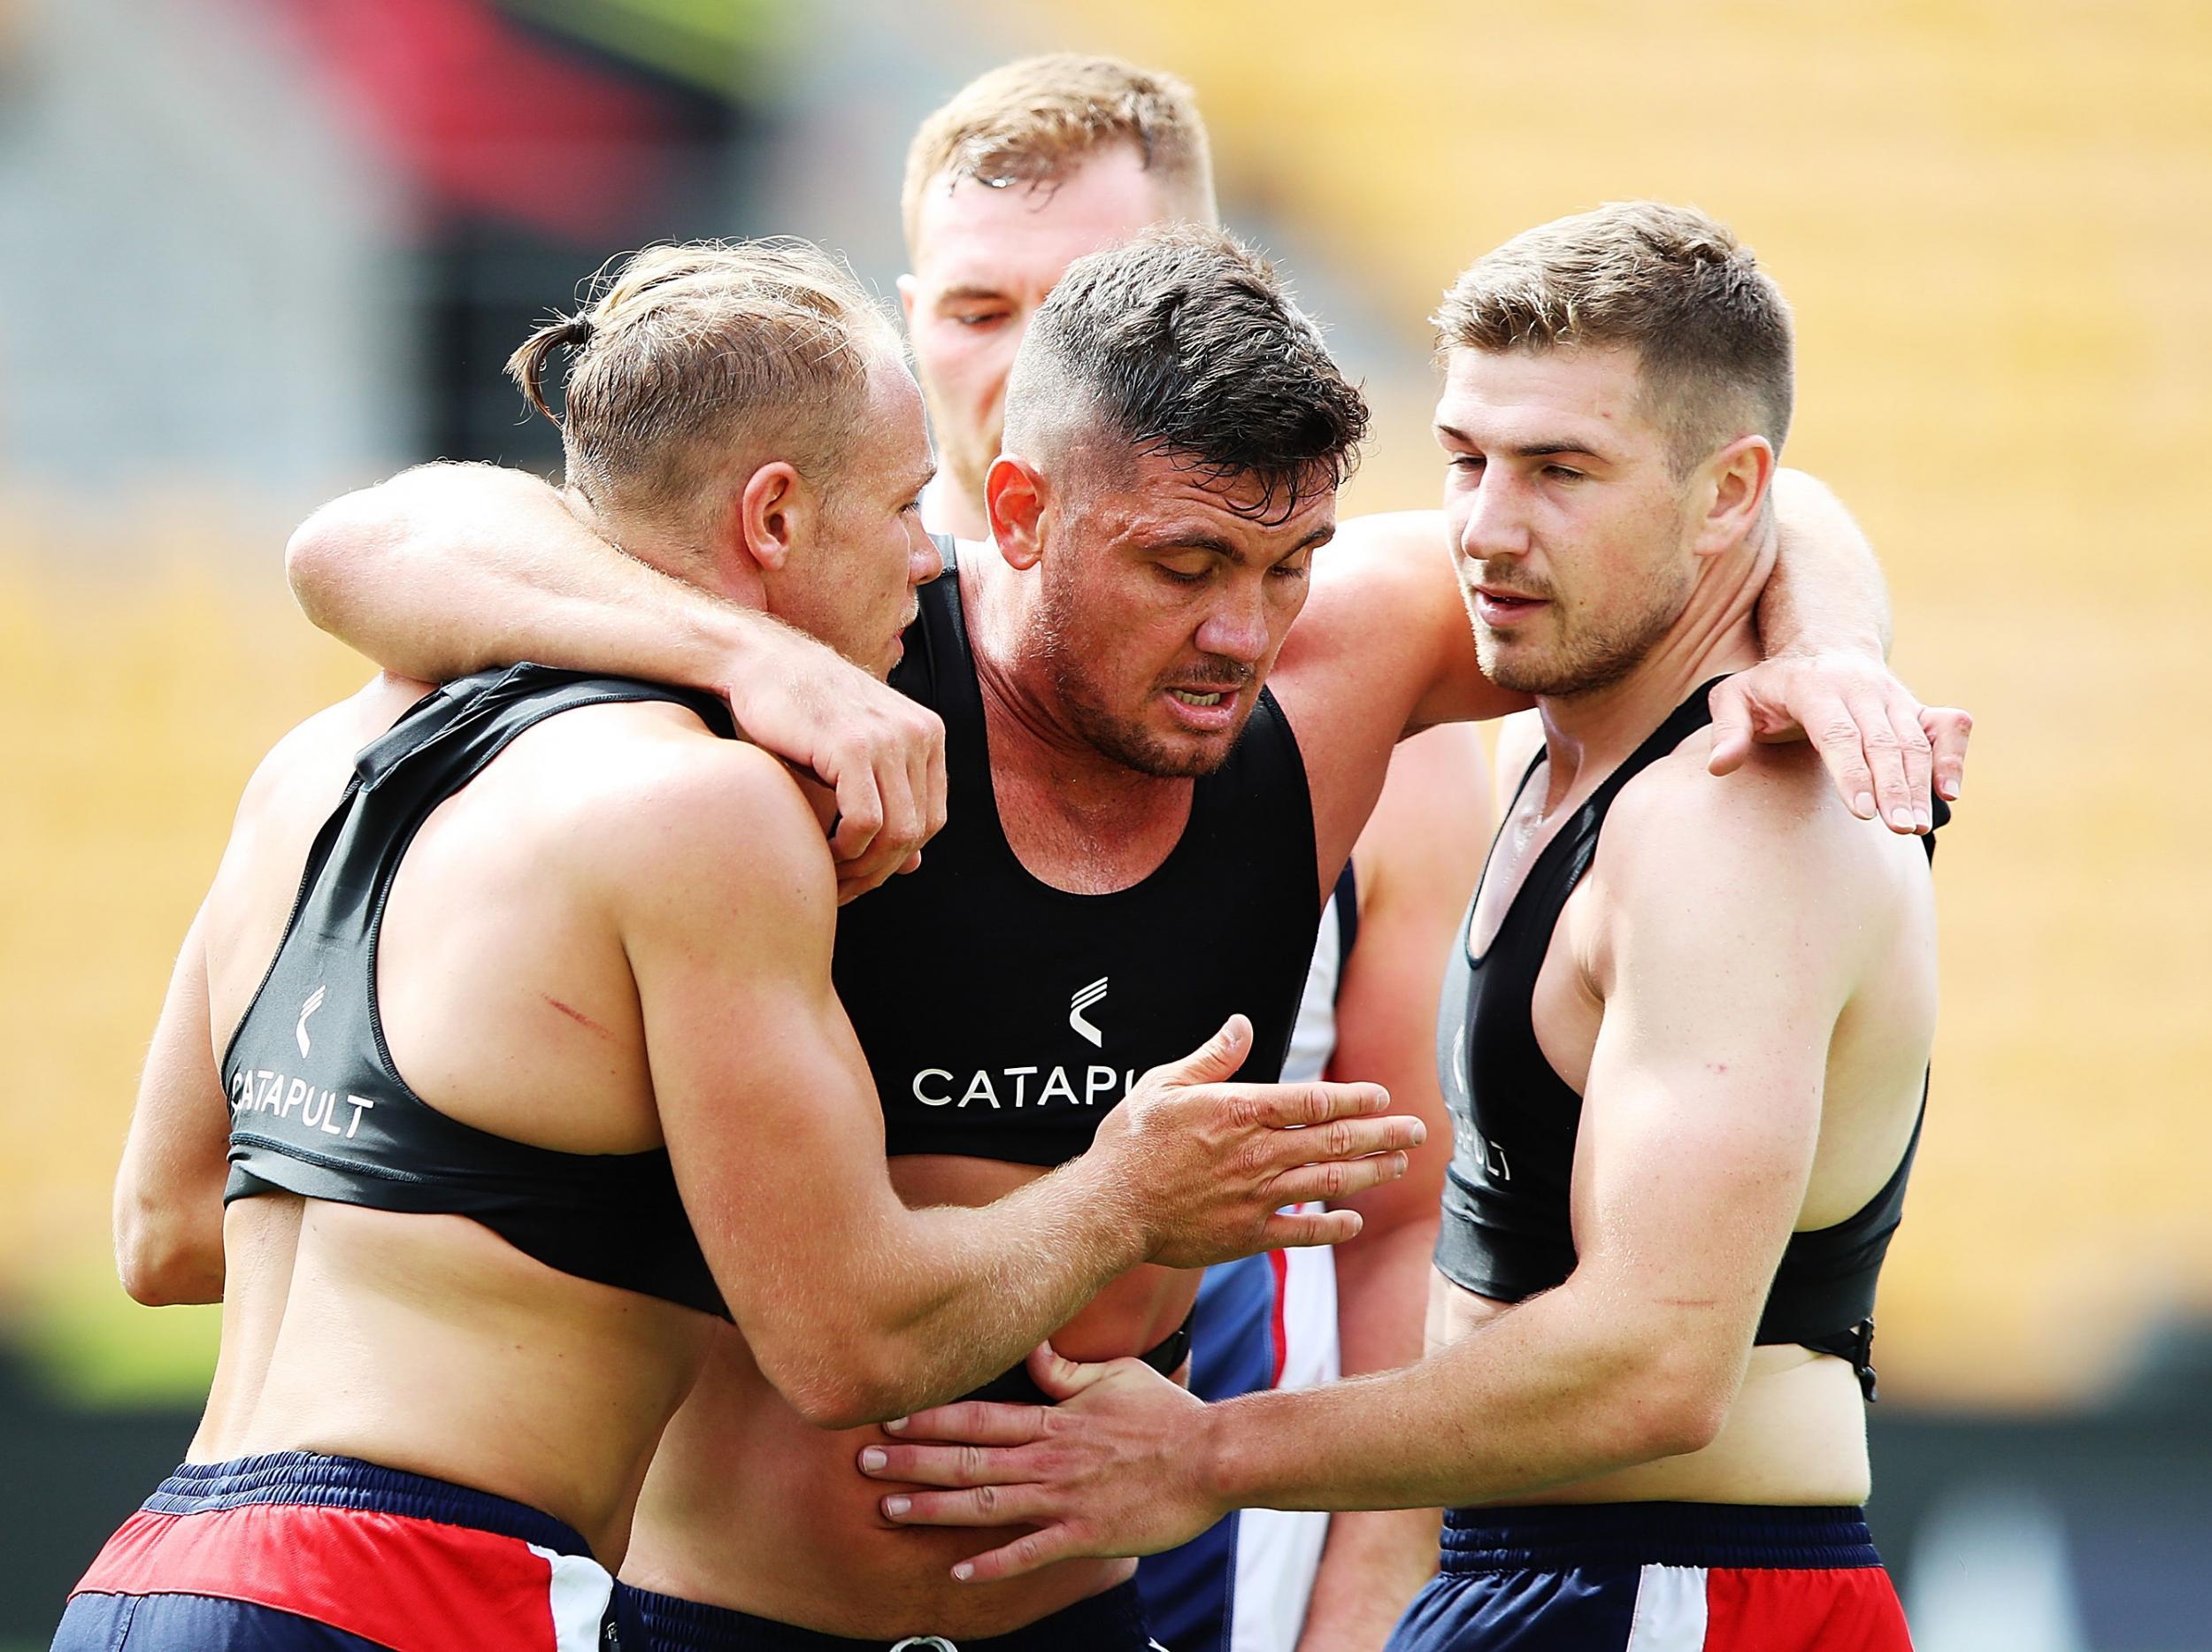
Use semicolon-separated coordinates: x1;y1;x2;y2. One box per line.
513;697;837;918
1598;730;1916;926
234;674;433;825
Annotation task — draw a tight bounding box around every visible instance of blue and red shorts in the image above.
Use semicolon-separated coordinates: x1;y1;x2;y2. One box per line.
51;1451;618;1651
1386;1502;1912;1651
614;1576;1161;1650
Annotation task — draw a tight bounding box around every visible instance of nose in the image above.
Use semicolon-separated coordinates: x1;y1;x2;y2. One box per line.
911;526;945;587
1193;582;1269;666
1455;466;1532;565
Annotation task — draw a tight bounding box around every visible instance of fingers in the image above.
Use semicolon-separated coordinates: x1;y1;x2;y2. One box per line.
863;1443;1041;1492
1256;1204;1363;1249
1886;688;1935;832
1843;686;1932;834
877;1398;1053;1448
821;705;946;887
1705;679;1754;776
1922;706;1970;802
1269;1150;1412;1208
1260;1110;1424;1166
1799;691;1879;822
949;1523;1084;1584
1025;1341;1094;1402
1255;1080;1393;1129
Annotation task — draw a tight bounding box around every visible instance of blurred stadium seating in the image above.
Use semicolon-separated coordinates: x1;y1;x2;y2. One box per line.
1;0;2208;1637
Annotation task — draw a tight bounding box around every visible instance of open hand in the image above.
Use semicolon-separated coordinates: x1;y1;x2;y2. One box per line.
1708;654;1970;834
1096;1016;1428;1267
861;1343;1218;1584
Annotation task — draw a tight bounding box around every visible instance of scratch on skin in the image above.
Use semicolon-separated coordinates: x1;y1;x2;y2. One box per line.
543;995;611;1040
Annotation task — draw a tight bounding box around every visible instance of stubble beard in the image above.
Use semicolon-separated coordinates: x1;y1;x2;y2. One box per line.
1475;566;1695;701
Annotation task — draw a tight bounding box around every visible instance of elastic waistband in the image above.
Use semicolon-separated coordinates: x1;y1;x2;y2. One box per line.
142;1450;593;1557
1441;1502;1879;1573
617;1579;1150;1651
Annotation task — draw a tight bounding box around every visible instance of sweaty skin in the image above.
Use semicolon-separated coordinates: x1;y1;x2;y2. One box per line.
273;432;1953;1639
855;342;1948;1586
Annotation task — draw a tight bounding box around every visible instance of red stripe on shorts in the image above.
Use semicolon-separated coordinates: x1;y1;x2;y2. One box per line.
73;1503;565;1652
1267;1248;1290;1389
1704;1564;1914;1650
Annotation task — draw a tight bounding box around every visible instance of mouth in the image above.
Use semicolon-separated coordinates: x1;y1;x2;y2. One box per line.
1161;684;1240;733
1471;585;1548;627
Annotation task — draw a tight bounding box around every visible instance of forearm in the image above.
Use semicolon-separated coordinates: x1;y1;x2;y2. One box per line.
285;462;745;689
843;1157;1156;1417
1206;1285;1698;1516
1756;469;1891;659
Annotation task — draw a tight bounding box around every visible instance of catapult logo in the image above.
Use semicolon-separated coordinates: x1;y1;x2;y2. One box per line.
1068;977;1109;1048
296;984;327;1058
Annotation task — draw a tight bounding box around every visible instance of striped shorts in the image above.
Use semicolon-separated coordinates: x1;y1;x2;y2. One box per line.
1386;1502;1911;1651
52;1451;617;1651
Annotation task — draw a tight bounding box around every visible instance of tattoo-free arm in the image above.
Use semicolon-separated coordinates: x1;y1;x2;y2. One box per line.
114;904;230;1306
286;463;949;900
625;747;1423;1428
862;757;1861;1578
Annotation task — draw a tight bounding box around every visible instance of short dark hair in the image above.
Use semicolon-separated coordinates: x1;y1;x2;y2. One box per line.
1435;201;1793;473
1007;226;1368;524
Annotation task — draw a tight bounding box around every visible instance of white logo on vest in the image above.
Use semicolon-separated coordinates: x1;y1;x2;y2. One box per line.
296;984;327;1058
1068;976;1109;1048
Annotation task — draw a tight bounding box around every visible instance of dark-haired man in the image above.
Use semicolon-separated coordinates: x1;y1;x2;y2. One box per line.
65;240;1423;1652
859;203;1939;1652
286;212;1957;1648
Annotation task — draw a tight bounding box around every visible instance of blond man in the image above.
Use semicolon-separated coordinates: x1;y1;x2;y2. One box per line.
57;242;1419;1652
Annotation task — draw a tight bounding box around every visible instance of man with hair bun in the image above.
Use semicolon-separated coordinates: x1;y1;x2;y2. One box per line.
53;238;1424;1651
860;203;1942;1652
287;199;1958;1649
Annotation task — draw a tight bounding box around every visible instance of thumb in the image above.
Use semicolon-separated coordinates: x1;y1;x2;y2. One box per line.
1167;1014;1252;1084
1027;1341;1110;1402
1706;680;1752;776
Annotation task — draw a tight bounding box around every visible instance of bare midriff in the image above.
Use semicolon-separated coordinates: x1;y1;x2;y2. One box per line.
206;1200;714;1564
1431;1273;1871;1509
620;1153;1199;1639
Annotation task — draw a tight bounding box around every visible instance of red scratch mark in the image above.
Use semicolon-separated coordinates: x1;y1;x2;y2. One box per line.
543;995;611;1040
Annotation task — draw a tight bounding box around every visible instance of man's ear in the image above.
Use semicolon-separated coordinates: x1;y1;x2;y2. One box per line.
896;273;918;327
987;454;1047;571
736;460;809;574
1693;434;1776;558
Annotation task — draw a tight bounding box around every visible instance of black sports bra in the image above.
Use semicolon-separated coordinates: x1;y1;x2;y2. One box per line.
223;664;731;1318
1433;678;1944;1397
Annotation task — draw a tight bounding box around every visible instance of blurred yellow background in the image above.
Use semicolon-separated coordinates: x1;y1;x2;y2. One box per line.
3;0;2208;1425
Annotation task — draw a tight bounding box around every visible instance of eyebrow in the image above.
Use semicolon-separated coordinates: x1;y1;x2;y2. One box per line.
1136;524;1336;564
1432;422;1613;462
933;284;1009;306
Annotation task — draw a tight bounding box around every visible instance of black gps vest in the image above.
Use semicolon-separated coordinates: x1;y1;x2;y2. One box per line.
835;550;1324;1166
1433;678;1944;1398
223;664;731;1319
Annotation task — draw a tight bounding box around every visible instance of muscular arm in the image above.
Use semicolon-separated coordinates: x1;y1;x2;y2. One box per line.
625;747;1418;1430
1203;760;1857;1514
113;904;231;1306
287;463;947;898
1296;724;1490;1652
864;755;1872;1575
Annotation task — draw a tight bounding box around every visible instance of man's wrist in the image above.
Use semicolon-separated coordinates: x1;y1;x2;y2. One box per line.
1194;1387;1258;1520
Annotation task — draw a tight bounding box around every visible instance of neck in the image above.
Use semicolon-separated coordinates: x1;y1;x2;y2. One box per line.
959;550;1194;834
1535;542;1770;811
568;489;756;605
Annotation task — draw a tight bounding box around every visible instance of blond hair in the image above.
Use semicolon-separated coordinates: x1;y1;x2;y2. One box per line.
1434;201;1794;473
508;238;900;528
901;54;1218;252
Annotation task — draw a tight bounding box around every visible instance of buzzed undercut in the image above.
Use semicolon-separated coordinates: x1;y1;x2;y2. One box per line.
508;238;902;534
901;53;1219;250
1003;226;1369;525
1434;201;1795;477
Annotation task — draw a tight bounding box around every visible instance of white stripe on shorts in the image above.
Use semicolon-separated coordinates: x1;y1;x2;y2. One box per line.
528;1542;616;1652
1624;1563;1709;1651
